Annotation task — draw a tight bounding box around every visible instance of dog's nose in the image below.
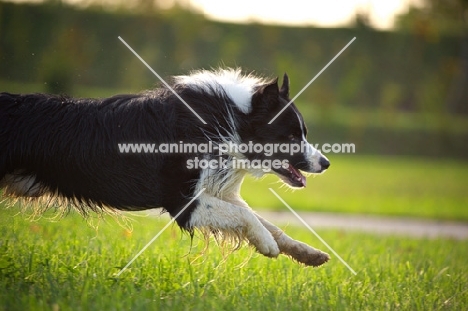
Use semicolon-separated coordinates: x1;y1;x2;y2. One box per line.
319;157;330;170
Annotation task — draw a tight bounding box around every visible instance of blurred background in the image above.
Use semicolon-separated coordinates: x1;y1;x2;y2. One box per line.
0;0;467;220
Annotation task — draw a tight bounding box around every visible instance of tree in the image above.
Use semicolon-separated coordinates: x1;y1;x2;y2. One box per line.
395;0;467;35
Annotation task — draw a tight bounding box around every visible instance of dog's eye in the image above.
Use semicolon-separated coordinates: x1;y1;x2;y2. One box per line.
288;134;297;141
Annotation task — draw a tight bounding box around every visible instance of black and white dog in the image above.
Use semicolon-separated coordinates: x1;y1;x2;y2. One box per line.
0;69;330;266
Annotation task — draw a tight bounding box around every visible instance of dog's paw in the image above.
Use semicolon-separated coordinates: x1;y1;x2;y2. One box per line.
283;241;330;267
248;228;280;258
256;239;280;258
301;249;330;267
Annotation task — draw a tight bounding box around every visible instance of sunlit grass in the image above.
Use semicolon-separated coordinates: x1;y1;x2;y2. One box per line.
0;209;466;310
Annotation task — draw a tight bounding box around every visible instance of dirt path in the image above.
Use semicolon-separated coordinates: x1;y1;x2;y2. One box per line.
256;211;468;240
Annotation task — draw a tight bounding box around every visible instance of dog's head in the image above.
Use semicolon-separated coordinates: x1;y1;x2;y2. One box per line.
237;73;330;188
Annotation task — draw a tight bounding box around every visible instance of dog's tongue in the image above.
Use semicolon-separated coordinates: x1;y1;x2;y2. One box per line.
288;164;306;187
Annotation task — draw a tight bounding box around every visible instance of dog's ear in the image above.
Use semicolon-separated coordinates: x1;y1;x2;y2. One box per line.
251;78;279;112
261;78;279;98
279;73;289;99
257;78;279;99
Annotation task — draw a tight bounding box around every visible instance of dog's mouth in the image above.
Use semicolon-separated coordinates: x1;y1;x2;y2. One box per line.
274;163;307;188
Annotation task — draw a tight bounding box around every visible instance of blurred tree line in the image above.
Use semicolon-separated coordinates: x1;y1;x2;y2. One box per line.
0;1;467;157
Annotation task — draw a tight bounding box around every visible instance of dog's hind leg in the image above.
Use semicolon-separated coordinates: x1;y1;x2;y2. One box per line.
188;193;280;258
254;214;330;267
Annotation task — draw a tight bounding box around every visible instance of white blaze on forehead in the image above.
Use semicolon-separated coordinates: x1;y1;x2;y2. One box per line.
293;108;307;141
293;108;320;158
174;69;265;114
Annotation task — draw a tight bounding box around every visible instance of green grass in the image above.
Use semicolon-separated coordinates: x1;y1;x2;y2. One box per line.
241;155;468;221
0;208;466;310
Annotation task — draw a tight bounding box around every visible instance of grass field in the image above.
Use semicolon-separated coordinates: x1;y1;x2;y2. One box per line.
0;208;466;311
241;155;468;221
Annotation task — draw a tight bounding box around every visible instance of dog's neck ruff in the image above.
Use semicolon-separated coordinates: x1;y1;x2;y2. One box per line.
173;69;264;114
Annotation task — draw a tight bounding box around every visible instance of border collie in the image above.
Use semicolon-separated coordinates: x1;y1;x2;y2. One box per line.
0;69;330;266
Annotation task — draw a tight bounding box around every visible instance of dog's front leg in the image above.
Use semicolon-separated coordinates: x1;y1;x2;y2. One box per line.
223;196;330;266
188;193;280;258
254;214;330;267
